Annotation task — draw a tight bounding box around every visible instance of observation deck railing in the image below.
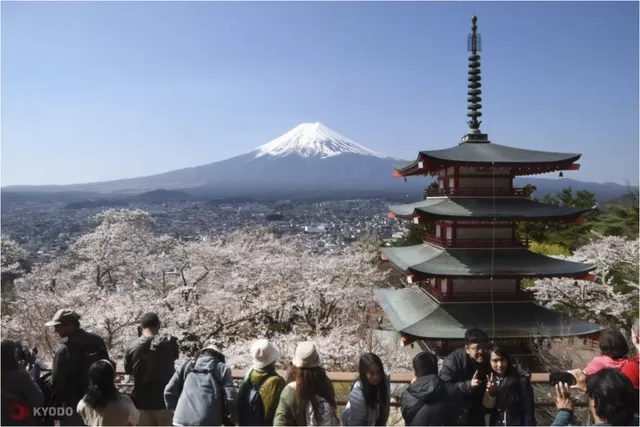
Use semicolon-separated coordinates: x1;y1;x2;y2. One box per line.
424;187;529;198
423;234;529;249
40;366;583;408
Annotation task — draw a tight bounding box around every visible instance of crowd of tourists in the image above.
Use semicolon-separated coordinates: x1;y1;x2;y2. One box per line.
1;308;639;426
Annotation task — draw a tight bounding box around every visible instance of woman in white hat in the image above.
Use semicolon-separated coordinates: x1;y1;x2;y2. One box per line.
274;342;339;426
237;339;286;426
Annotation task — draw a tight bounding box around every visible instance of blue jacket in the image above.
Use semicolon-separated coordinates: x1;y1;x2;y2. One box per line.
164;355;237;426
342;375;391;426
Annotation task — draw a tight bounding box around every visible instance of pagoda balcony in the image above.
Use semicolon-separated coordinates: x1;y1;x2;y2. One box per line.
424;187;529;198
421;285;536;302
423;234;529;250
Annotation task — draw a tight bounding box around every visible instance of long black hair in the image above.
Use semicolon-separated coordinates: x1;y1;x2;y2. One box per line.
489;345;525;410
358;353;388;410
83;359;118;411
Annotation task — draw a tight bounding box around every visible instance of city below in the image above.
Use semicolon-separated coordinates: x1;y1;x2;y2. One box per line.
1;199;405;264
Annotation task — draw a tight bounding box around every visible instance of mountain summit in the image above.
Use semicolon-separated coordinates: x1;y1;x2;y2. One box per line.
253;122;387;159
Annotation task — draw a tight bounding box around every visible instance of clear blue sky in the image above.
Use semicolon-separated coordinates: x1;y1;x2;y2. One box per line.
2;1;638;186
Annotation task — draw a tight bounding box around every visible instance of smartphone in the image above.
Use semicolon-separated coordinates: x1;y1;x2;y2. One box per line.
549;372;577;387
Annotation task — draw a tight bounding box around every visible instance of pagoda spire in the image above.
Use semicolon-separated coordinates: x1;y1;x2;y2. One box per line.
467;16;482;133
461;15;489;143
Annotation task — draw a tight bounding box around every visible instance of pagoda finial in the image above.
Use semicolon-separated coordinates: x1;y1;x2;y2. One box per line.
466;15;482;134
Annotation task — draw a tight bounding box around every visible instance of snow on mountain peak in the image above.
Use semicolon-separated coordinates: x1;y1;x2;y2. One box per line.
253;122;387;159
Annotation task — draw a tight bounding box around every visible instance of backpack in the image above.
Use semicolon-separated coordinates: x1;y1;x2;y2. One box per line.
65;333;108;405
135;334;178;387
180;357;232;426
306;396;340;426
237;370;276;426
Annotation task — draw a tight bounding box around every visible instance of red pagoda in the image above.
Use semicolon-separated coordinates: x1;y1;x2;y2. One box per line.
375;16;602;354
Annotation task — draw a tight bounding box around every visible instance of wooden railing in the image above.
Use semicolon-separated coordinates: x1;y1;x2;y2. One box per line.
424;188;529;198
40;367;582;408
423;234;529;249
420;285;536;302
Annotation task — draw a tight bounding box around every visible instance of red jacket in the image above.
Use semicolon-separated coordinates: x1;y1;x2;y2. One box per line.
621;355;639;390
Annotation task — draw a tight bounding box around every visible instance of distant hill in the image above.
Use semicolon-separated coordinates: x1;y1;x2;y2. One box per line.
131;189;195;203
1;123;635;205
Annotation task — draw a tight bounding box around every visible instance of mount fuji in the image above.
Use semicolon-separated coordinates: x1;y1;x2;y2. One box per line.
3;123;423;201
2;122;633;203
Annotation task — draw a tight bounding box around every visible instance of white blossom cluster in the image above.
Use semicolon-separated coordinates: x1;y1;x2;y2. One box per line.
530;235;639;324
2;209;414;371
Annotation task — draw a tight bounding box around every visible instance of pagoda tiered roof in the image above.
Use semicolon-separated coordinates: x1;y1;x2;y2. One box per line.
388;198;588;222
393;143;582;177
374;287;603;340
381;244;596;278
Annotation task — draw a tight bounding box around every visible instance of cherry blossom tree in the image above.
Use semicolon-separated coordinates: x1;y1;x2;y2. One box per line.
3;209;409;372
1;235;28;285
530;235;639;328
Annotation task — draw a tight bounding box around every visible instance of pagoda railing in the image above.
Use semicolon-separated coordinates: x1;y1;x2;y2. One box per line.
424;234;529;249
421;285;536;302
424;187;529;198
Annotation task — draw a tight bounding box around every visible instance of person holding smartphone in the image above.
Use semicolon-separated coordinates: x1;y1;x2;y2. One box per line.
482;345;535;426
550;368;636;426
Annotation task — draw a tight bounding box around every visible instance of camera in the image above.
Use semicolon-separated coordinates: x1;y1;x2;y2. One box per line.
15;342;38;367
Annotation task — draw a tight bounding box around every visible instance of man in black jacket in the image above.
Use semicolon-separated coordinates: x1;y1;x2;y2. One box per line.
45;309;109;426
439;328;491;425
124;312;179;426
401;351;463;426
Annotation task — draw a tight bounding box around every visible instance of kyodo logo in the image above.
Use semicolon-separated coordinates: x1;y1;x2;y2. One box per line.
7;403;74;420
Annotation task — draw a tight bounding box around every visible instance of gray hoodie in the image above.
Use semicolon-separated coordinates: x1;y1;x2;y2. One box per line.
164;355;237;426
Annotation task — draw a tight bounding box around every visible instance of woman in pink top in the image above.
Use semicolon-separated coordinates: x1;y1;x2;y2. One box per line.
584;330;629;375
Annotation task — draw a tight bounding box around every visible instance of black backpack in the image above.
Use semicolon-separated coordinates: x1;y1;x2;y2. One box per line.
65;334;108;405
237;370;276;426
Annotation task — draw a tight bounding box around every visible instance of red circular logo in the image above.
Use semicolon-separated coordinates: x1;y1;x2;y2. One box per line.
7;403;29;421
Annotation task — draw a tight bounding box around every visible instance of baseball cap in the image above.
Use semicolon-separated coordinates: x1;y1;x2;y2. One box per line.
45;309;80;327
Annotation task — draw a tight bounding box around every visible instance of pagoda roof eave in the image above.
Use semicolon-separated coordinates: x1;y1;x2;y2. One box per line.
388;198;589;221
393;143;582;177
374;287;604;340
381;244;596;278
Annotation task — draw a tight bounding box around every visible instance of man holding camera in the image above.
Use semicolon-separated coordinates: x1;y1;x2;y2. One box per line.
45;308;109;426
125;312;179;426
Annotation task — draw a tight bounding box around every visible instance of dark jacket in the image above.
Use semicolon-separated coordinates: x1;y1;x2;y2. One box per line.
483;374;535;426
401;374;463;426
439;347;490;426
49;328;109;408
124;333;179;410
1;366;45;426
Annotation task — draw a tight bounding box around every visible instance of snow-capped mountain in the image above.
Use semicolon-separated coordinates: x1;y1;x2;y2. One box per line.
253;122;387;159
1;121;633;203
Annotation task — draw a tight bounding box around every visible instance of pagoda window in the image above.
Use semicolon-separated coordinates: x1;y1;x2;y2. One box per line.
435;224;441;238
442;278;448;295
439;180;444;189
446;226;453;241
448;177;455;192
